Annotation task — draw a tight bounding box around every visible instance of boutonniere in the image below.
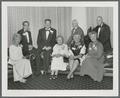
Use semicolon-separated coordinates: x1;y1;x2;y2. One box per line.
61;45;65;50
50;30;53;34
72;47;76;50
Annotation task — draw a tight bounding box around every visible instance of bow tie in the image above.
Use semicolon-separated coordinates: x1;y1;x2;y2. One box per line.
98;25;102;28
46;30;50;32
45;28;51;31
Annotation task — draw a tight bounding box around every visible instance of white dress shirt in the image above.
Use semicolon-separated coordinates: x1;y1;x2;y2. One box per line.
46;30;49;40
98;27;101;38
98;23;103;38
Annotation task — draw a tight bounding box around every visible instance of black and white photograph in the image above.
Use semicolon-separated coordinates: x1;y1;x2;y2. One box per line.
1;1;119;97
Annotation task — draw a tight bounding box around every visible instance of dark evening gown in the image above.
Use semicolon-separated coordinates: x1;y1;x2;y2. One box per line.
80;41;104;82
70;42;86;64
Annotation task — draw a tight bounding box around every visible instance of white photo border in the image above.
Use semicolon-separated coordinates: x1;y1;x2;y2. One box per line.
2;1;119;97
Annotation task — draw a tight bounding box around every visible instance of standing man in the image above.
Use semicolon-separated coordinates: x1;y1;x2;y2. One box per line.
67;19;84;47
93;16;112;52
37;19;56;75
17;21;33;56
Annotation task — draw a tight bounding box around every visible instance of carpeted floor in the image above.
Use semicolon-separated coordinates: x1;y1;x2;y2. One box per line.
8;74;113;90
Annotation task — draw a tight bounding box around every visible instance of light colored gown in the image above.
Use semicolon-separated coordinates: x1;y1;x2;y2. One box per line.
8;45;32;82
51;44;69;71
80;41;104;82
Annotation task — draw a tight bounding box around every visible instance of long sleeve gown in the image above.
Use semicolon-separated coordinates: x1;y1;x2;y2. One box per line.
80;41;104;82
8;45;32;82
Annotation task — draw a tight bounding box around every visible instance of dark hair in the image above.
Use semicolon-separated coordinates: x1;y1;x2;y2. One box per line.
44;19;51;23
89;31;98;38
97;16;103;20
22;21;30;26
87;26;93;35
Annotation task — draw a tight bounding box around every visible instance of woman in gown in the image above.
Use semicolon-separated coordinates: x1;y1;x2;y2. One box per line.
50;35;69;79
8;33;32;83
80;31;104;82
67;33;86;79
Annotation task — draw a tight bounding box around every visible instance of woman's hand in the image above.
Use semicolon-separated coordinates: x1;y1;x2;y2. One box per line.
69;55;74;60
23;56;26;59
53;54;65;58
85;54;91;59
52;54;60;58
75;54;83;59
62;54;68;57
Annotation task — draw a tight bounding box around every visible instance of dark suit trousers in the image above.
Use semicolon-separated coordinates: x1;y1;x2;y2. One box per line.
34;51;43;75
42;50;52;72
22;46;29;56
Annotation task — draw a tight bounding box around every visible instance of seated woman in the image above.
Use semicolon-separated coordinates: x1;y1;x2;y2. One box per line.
8;33;32;83
50;35;69;79
80;31;104;82
67;33;86;79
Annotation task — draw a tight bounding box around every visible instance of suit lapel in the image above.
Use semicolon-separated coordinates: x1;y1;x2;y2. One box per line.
99;25;104;38
43;28;47;41
21;29;28;42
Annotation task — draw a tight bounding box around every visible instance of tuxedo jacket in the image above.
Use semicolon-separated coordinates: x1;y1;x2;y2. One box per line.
67;26;84;47
17;29;33;55
37;27;56;52
93;23;111;52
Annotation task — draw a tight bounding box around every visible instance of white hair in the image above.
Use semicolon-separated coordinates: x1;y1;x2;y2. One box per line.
72;19;79;24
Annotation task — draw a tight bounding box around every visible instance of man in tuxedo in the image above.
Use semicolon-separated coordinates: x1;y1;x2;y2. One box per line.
37;19;56;75
17;21;33;56
93;16;112;52
67;19;84;47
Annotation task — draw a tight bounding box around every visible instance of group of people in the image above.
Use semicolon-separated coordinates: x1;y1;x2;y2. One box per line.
8;16;112;83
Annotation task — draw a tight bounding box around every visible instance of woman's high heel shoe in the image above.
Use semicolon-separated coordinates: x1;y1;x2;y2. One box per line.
19;79;26;83
67;74;74;80
70;74;74;78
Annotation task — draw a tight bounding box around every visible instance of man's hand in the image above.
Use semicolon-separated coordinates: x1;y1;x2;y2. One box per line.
42;46;51;51
42;46;47;50
46;46;51;51
28;45;33;51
